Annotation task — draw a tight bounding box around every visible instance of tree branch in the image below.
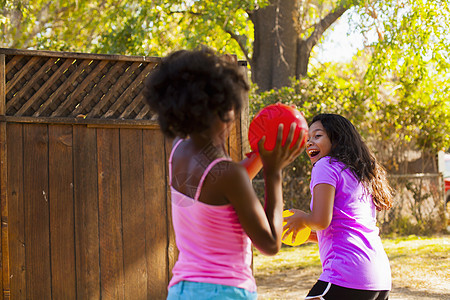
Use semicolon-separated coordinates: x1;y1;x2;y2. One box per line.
296;3;352;77
167;10;203;16
305;3;349;50
225;29;251;64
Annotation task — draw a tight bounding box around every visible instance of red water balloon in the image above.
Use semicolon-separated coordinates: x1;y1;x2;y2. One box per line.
248;103;308;152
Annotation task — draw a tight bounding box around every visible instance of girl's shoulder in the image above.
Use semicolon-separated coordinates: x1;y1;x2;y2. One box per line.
199;159;250;204
314;156;344;168
313;156;347;175
209;159;246;180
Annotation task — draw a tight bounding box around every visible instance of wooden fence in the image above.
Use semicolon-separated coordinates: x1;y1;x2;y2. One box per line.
0;48;249;299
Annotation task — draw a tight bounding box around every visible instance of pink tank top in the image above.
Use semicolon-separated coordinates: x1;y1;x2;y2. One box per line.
168;140;256;292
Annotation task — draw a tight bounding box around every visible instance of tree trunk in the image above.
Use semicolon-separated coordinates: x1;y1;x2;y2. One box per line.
250;0;298;91
249;0;349;91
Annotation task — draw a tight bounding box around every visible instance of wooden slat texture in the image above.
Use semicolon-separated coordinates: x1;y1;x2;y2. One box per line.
73;125;100;299
228;115;241;161
48;125;76;299
0;48;161;63
17;59;75;116
5;57;40;95
143;130;170;298
7;58;58;113
135;105;151;120
119;94;145;120
23;124;51;299
120;129;147;298
0;49;248;299
33;59;90;117
0;121;7;299
51;60;109;117
1;115;159;128
1;54;5;114
97;128;124;299
239;63;251;155
164;137;178;284
89;62;141;118
104;62;156;119
4;55;23;74
6;124;26;299
164;139;178;279
1;53;7;297
3;50;154;120
76;61;127;118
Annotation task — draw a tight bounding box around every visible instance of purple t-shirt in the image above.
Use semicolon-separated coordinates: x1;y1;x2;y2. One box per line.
310;156;391;291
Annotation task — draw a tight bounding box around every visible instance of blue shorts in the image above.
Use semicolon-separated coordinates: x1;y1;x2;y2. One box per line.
167;281;257;300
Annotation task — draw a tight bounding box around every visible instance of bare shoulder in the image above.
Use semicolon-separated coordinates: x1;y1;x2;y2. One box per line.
199;159;251;205
205;159;251;193
211;159;248;181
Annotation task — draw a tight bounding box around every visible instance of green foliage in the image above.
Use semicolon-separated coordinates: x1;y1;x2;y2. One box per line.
250;54;450;164
0;0;265;57
250;0;450;167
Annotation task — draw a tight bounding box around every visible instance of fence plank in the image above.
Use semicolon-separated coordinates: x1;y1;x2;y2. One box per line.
23;124;51;299
0;48;161;63
73;125;100;299
167;139;176;285
1;52;7;298
6;124;25;299
97;128;124;299
48;125;76;299
1;54;5;114
143;130;169;298
120;129;147;298
0;121;7;299
164;137;178;283
239;63;250;155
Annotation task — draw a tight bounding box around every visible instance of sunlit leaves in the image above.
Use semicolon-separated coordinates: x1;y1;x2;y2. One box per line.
0;0;266;58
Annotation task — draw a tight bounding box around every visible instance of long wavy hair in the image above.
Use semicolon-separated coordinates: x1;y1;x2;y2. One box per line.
311;114;393;210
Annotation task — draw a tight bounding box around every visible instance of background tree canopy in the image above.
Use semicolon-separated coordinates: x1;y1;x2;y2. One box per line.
1;0;449;165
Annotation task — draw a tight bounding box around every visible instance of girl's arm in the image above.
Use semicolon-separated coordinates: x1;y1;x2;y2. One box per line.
283;183;335;241
239;151;263;180
222;123;305;256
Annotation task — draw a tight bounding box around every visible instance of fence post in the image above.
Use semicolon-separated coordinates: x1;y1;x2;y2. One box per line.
0;53;10;299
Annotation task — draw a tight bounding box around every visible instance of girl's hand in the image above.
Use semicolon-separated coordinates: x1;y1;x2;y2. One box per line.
282;208;308;242
258;122;305;174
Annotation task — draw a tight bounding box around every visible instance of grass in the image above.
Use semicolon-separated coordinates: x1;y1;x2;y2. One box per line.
253;235;450;299
382;235;449;291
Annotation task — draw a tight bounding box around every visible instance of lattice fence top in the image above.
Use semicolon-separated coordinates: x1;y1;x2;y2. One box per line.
1;48;160;120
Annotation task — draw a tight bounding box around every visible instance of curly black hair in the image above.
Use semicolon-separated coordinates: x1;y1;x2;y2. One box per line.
144;48;249;138
311;114;393;210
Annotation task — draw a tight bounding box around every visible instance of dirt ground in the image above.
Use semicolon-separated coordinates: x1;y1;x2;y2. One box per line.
255;268;450;300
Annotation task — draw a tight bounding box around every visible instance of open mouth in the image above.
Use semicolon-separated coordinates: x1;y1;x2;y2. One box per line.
308;149;320;158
